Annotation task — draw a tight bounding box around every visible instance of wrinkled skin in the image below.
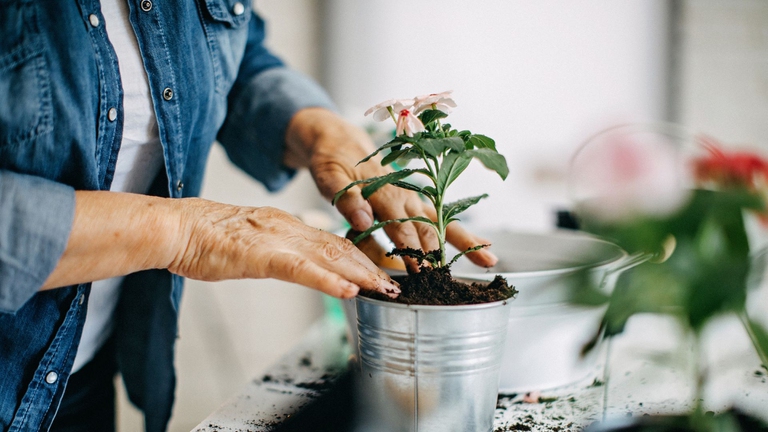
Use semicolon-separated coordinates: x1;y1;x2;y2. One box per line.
168;201;396;299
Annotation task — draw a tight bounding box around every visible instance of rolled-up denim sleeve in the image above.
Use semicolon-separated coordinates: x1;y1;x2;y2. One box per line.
0;171;75;313
217;11;335;192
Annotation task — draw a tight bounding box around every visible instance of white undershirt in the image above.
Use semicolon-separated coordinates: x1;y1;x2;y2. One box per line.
71;0;165;373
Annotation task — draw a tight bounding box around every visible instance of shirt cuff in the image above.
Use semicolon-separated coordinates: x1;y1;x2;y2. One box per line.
0;171;75;313
217;67;336;192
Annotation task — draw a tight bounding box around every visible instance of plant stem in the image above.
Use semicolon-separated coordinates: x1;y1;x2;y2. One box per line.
435;193;446;267
691;331;705;419
429;152;447;267
739;310;768;370
432;103;443;131
387;106;397;124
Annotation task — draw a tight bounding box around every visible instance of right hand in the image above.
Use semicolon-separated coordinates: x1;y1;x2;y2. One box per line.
285;108;499;272
168;199;400;299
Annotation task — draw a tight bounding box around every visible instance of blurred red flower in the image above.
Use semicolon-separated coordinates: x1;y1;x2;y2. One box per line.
692;136;768;224
692;136;768;191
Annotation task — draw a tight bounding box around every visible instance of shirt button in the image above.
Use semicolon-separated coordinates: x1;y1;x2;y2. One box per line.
140;0;152;12
45;371;58;384
233;2;245;16
176;180;184;191
163;87;173;101
79;294;85;305
108;108;117;122
88;14;100;27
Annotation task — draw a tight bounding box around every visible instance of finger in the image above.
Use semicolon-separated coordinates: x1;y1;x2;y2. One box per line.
407;199;439;254
445;221;499;268
270;255;361;299
313;164;375;231
374;196;424;272
331;254;401;298
335;187;375;231
315;236;400;297
349;230;407;271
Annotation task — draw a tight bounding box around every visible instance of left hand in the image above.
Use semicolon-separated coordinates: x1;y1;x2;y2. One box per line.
284;107;498;270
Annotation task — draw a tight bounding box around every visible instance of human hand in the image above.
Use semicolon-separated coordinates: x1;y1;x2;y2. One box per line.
168;199;400;299
284;108;498;270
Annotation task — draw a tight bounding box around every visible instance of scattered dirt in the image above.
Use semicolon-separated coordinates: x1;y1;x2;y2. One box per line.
361;264;516;305
499;424;532;431
294;373;336;392
299;354;312;367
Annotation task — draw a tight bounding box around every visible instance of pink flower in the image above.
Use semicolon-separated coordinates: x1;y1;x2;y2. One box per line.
413;90;457;115
395;108;425;137
364;98;415;122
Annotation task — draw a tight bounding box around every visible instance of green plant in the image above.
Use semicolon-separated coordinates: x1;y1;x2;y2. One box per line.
571;133;768;430
333;91;509;267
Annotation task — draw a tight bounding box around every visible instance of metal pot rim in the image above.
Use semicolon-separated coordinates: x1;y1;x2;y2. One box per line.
355;295;512;311
452;232;629;280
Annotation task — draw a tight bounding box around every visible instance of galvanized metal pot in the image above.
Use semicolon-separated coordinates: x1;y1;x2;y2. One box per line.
347;296;512;432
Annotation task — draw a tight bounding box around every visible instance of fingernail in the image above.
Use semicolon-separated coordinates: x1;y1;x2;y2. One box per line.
350;210;372;230
382;279;400;293
343;283;360;298
484;249;498;262
483;250;499;267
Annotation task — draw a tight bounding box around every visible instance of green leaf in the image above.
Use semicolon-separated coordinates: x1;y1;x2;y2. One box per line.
466;134;497;151
360;169;422;199
465;148;509;180
391;181;425;194
396;148;426;166
418;109;448;126
423;186;438;197
418;137;466;158
443;194;488;221
333;169;427;204
601;265;687;336
351;216;436;244
436;152;472;195
566;269;612;307
332;178;371;205
448;244;489;267
357;138;408;165
381;148;411;166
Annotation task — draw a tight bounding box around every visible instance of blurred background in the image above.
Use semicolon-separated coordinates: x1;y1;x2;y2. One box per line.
116;1;768;430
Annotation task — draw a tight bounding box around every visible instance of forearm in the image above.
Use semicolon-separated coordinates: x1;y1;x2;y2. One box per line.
41;191;181;290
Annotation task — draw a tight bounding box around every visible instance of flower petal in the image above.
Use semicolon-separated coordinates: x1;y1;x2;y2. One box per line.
364;98;398;116
372;108;392;122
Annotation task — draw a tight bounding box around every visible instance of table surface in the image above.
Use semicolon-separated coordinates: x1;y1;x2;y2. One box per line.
192;306;768;432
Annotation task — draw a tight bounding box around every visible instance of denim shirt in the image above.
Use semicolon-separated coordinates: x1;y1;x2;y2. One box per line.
0;1;333;431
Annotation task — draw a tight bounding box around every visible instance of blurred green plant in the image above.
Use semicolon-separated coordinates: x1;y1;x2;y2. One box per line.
572;136;768;431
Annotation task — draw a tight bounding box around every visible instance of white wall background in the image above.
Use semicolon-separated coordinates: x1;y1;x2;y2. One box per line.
679;0;768;150
322;0;670;232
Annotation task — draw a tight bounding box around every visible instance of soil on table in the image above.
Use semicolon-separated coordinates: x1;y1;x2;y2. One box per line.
361;264;516;306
